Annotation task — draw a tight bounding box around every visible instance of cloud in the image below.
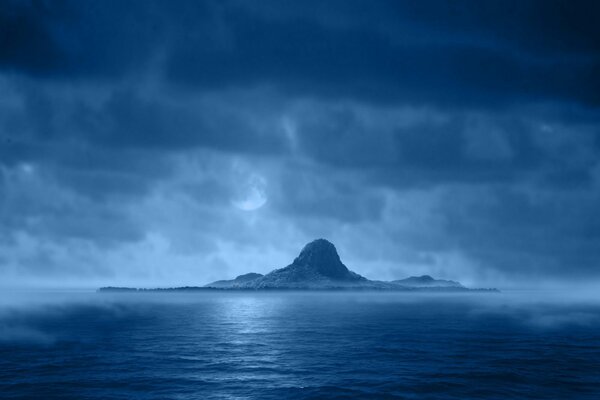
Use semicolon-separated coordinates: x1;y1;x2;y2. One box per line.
2;1;599;106
0;1;599;287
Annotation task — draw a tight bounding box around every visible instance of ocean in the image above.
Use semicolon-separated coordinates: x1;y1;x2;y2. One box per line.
1;290;599;399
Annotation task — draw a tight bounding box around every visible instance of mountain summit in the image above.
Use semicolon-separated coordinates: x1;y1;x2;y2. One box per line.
199;238;482;291
230;239;366;289
291;239;359;280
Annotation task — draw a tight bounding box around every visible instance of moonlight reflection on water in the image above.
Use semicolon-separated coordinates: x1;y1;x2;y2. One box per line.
1;291;600;399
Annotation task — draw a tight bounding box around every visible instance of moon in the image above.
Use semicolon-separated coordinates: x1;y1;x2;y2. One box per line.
232;177;268;211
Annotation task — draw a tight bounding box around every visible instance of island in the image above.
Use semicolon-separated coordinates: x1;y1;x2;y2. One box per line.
99;239;498;292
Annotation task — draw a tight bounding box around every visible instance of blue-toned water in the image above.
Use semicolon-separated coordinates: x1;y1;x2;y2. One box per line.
1;291;600;399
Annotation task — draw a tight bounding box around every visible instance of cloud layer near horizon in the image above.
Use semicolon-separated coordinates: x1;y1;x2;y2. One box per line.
1;0;599;288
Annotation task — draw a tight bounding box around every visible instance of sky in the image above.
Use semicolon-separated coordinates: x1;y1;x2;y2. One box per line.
0;0;599;289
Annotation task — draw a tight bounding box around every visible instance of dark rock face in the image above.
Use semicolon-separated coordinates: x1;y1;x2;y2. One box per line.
240;239;367;289
291;239;361;280
233;273;263;283
393;275;463;288
205;272;263;288
101;239;484;292
203;239;472;291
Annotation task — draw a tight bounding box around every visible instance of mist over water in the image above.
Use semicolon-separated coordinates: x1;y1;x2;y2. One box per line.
2;291;599;399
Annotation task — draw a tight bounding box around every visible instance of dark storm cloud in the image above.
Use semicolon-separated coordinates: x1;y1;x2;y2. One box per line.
273;163;386;223
2;0;599;107
0;0;599;286
291;102;600;188
168;24;599;107
0;163;143;245
0;79;287;159
438;185;600;279
0;0;164;78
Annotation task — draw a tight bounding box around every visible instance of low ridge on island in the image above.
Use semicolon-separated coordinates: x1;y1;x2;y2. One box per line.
99;239;497;292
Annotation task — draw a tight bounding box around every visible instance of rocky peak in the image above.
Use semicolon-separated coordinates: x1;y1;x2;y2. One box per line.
415;275;434;282
233;272;263;282
292;239;351;279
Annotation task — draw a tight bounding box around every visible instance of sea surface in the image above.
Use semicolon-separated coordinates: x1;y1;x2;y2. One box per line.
1;290;600;399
